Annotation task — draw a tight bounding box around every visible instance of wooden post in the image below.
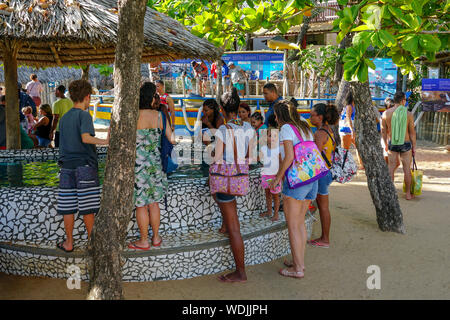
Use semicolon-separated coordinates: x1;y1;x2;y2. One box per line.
282;49;288;97
445;113;450;146
3;40;21;149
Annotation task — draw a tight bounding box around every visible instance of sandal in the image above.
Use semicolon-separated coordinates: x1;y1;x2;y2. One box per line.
217;274;247;283
128;242;151;250
279;268;304;279
152;237;162;247
283;260;305;271
309;239;329;248
56;241;74;253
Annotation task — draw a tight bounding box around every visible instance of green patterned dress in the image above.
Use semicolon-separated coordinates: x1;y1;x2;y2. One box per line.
134;124;168;207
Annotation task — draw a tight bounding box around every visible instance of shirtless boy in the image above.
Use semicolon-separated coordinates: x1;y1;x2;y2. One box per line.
381;91;416;200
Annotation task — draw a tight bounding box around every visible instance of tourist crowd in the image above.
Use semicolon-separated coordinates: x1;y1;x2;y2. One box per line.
1;76;415;282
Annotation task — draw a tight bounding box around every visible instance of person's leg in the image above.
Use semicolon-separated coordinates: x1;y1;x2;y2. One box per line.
83;213;95;238
272;193;280;221
62;214;75;251
132;206;150;248
148;202;162;245
216;196;246;282
55;131;60;148
283;196;306;273
400;149;413;200
388;151;399;181
260;189;272;217
342;134;352;150
313;194;330;244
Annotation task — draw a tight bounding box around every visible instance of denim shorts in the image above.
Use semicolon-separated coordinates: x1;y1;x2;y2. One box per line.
282;178;318;201
317;170;333;196
215;193;236;203
37;136;51;147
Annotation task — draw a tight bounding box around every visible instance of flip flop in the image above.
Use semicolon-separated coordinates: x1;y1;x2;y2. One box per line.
217;274;247;283
152;237;162;247
57;241;74;253
283;260;305;271
309;239;329;248
279;268;304;279
128;242;151;251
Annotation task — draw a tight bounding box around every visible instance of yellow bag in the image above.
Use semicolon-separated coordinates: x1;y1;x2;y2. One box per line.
403;157;423;196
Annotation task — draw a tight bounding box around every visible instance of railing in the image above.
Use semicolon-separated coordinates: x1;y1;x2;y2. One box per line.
311;1;340;23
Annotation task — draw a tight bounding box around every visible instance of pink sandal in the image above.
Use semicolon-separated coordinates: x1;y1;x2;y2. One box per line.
309;239;329;248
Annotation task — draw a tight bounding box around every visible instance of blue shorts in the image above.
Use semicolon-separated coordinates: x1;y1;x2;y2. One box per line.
317;170;333;196
57;166;101;215
37;136;51;147
215;193;235;203
282;179;318;201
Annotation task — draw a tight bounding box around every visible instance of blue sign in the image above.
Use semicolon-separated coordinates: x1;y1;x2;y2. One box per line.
160;52;284;81
422;79;450;91
368;58;397;98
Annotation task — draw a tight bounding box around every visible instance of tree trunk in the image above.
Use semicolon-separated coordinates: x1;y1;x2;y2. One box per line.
3;40;21;149
81;65;90;81
86;0;147;300
350;81;406;233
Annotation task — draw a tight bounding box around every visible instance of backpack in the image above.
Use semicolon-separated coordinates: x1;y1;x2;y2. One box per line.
285;124;329;189
209;124;249;196
319;128;357;184
160;111;178;174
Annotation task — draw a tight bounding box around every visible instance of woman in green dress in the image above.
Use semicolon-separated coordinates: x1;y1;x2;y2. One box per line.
128;82;174;250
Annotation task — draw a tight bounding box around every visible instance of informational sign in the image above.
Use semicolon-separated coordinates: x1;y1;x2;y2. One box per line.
368;58;398;98
421;79;450;112
160;51;284;81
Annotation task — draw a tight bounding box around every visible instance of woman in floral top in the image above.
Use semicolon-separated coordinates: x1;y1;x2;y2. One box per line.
128;82;174;251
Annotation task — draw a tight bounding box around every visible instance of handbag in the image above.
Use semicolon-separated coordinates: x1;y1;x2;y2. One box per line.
403;156;423;196
285;124;329;189
209;124;249;196
319;128;357;184
160;111;178;174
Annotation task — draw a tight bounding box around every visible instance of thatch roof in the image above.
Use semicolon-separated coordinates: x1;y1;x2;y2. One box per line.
0;0;222;68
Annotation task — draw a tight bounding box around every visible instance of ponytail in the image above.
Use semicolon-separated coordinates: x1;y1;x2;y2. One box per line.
220;87;240;114
313;103;339;125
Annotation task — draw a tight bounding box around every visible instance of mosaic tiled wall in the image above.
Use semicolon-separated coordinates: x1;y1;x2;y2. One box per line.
0;169;266;243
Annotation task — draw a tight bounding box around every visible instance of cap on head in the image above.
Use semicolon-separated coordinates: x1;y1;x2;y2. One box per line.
227;61;234;67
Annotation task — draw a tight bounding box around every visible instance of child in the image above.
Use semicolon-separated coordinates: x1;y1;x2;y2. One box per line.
56;80;109;253
182;71;193;95
22;106;36;134
259;126;281;221
238;103;251;124
251;111;267;138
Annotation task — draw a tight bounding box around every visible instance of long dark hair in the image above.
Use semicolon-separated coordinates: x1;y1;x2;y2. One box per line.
139;82;156;110
203;98;220;125
220;87;240;115
313;103;339;126
273;99;311;137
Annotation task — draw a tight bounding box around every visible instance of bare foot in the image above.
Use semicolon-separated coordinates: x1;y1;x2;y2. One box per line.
218;270;247;283
406;193;415;200
259;211;271;218
271;213;279;221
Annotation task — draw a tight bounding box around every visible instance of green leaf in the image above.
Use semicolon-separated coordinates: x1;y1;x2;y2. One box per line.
378;30;396;47
357;62;369;82
411;0;424;15
401;35;419;53
365;58;376;70
419;34;441;52
278;21;289;34
243;7;257;16
351;24;373;31
337;0;349;5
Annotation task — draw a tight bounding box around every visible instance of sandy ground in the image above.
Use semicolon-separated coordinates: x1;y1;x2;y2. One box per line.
1;140;449;300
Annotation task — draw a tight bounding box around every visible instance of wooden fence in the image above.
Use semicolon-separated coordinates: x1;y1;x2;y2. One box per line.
416;111;449;145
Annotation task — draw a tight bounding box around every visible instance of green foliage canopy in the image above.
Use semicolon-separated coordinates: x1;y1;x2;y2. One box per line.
334;0;449;82
148;0;316;49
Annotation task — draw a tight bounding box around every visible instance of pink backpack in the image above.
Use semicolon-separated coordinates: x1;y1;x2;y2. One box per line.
285;124;329;189
209;124;249;196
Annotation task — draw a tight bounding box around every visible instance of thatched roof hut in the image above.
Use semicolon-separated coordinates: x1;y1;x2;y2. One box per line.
0;0;222;149
0;0;221;67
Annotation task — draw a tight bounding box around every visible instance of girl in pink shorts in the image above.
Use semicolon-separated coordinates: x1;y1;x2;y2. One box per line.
260;127;281;221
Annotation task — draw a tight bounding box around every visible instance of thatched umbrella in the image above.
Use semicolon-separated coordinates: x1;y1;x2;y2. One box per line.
0;0;222;149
